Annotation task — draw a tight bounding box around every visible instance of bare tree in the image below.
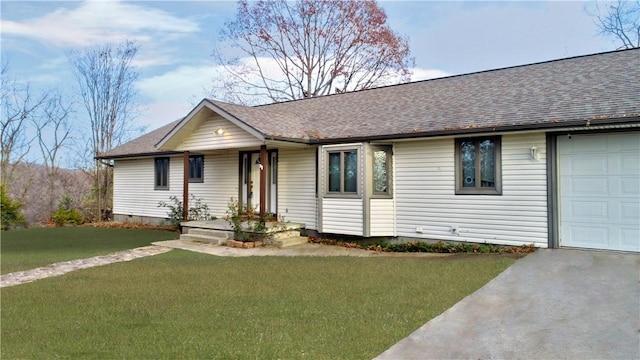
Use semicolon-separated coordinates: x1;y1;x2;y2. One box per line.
212;0;414;104
33;90;73;218
68;40;140;220
590;0;640;49
1;62;48;185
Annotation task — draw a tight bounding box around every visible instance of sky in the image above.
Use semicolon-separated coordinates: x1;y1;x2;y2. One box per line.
0;0;620;163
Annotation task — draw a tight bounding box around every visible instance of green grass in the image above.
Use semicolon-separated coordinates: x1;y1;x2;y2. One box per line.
1;250;516;359
0;227;179;274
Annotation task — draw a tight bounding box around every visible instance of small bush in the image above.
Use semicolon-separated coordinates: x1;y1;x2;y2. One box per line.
308;237;537;254
158;194;216;227
51;196;84;226
52;209;84;226
224;198;267;242
1;184;26;230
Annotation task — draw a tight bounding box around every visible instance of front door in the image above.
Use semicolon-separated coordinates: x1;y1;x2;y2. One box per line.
240;151;277;215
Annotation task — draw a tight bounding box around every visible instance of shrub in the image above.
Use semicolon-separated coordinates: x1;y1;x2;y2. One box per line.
52;209;84;226
158;194;216;227
51;196;84;226
224;198;266;242
1;184;26;230
308;237;537;254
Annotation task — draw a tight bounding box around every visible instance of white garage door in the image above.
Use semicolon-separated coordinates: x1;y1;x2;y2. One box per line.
558;132;640;252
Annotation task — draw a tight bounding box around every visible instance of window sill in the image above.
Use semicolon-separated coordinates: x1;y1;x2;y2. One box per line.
455;189;502;195
323;193;362;199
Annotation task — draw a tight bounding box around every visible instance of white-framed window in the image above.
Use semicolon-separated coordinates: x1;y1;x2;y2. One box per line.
154;157;170;190
326;149;359;195
455;136;502;195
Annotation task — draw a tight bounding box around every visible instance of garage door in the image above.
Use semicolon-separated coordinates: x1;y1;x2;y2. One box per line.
558;132;640;252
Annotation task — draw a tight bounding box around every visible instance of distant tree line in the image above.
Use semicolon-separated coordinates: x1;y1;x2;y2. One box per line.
1;41;140;228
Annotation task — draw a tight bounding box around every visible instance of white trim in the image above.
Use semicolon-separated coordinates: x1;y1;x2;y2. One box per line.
156;99;265;149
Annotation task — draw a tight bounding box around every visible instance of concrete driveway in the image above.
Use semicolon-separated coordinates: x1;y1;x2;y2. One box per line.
376;249;640;359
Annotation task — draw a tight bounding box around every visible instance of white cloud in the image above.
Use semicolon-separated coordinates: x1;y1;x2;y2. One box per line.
410;68;451;81
136;64;215;103
1;0;200;48
135;63;218;127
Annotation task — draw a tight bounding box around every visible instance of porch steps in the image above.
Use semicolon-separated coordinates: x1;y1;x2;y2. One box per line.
179;220;308;248
180;228;231;245
273;235;309;248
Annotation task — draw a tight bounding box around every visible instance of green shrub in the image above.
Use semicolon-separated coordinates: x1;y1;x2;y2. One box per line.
158;194;216;227
51;196;84;226
0;184;26;230
309;237;537;254
51;209;84;226
224;198;267;242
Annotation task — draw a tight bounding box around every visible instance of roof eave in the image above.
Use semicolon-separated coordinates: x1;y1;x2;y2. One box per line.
311;116;640;144
95;151;183;160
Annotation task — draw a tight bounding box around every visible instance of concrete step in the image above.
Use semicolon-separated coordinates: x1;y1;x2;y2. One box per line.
270;229;303;241
273;235;309;248
186;228;233;240
180;233;223;245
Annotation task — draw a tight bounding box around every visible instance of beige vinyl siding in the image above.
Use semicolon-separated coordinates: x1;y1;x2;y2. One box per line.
394;133;548;247
319;143;365;235
188;152;238;217
114;153;239;220
113;157;184;219
177;116;263;151
322;198;364;235
370;198;394;236
277;147;317;229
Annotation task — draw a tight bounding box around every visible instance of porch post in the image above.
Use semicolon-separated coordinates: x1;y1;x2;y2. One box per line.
183;151;190;222
259;145;267;217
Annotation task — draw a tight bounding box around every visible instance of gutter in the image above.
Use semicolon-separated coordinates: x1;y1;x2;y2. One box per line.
307;116;640;145
95;115;640;158
95;150;183;161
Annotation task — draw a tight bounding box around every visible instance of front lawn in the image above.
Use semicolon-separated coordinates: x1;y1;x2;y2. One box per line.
1;250;516;359
0;226;179;274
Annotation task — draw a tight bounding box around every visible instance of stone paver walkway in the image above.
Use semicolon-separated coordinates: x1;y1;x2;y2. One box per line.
0;245;173;288
153;240;452;258
1;241;450;288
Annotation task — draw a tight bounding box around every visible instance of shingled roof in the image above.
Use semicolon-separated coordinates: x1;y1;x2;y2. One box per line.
254;48;639;141
98;120;182;159
99;48;640;159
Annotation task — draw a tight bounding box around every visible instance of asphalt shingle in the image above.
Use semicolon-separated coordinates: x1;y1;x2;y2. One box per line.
100;48;640;158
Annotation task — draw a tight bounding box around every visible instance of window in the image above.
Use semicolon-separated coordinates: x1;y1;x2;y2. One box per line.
372;146;392;196
189;155;204;183
455;137;501;195
327;149;358;195
155;157;169;190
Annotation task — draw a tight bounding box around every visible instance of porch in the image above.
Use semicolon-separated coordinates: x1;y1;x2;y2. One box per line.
179;219;308;248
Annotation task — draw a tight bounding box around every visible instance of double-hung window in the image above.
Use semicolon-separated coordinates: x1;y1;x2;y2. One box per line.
327;149;358;195
154;157;170;190
455;136;502;195
189;155;204;183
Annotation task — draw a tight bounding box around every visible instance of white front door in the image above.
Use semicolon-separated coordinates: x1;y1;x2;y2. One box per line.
241;151;277;214
558;132;640;252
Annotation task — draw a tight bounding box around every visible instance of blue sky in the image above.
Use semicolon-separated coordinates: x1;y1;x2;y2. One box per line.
1;1;618;143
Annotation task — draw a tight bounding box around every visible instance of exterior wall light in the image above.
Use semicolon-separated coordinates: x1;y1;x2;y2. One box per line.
530;146;539;161
215;127;224;136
